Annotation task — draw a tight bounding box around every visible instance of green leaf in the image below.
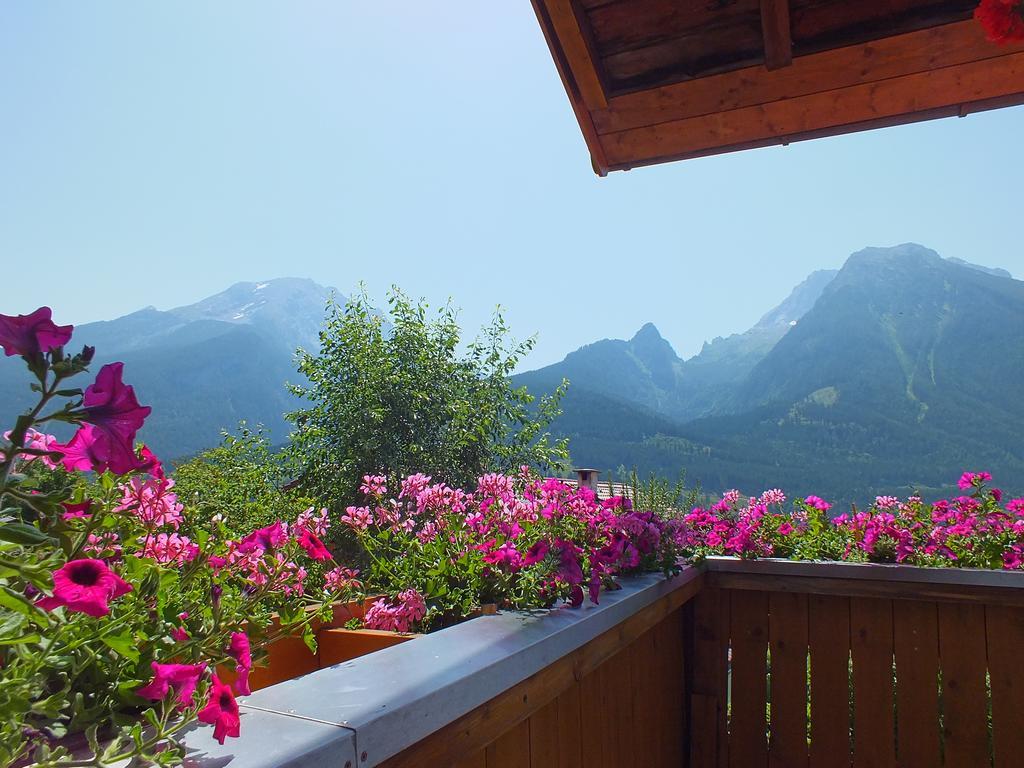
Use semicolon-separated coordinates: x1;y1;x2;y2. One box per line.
0;632;40;645
302;625;318;655
101;630;141;663
0;522;53;546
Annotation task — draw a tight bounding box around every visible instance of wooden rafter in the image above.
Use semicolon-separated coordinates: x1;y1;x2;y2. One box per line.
760;0;793;70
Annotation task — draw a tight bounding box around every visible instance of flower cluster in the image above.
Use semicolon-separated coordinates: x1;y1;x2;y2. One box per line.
0;308;361;767
345;473;686;630
975;0;1024;43
680;472;1024;570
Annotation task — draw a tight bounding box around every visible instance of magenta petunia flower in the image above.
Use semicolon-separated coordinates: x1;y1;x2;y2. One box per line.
36;559;133;617
53;423;150;476
80;363;151;458
238;521;287;554
198;674;241;744
227;632;253;696
296;528;332;561
136;661;207;708
0;307;73;357
60;500;94;520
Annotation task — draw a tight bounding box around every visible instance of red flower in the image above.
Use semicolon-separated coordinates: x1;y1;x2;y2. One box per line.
227;632;253;695
198;675;241;744
136;662;207;708
975;0;1024;43
0;307;73;358
36;559;133;617
296;528;332;561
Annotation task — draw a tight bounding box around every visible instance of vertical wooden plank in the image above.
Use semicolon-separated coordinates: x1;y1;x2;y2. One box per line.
691;586;731;768
602;639;632;766
892;601;940;768
938;602;989;768
651;608;686;767
485;718;530;768
850;598;895;768
987;605;1024;768
730;590;769;768
529;698;559;767
580;657;614;768
769;591;809;768
809;595;850;768
557;682;583;768
453;750;486;768
629;626;658;768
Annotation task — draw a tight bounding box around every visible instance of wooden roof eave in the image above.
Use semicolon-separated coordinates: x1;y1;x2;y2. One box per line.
531;4;1024;174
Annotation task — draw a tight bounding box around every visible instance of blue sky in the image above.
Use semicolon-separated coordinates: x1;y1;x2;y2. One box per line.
3;2;1022;368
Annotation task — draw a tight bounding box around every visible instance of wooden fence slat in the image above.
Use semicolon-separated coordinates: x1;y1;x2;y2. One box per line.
453;751;486;768
629;628;658;768
604;634;632;766
556;682;583;768
730;589;769;768
528;697;559;767
987;605;1024;768
769;591;809;768
691;586;731;768
850;597;895;768
580;657;614;768
938;602;989;768
652;608;686;767
485;717;530;768
809;595;850;768
892;601;940;768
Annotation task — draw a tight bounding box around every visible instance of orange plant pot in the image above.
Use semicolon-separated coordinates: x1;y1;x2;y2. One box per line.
220;597;419;692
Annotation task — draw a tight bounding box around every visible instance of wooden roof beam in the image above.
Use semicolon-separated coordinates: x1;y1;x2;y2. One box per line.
760;0;793;71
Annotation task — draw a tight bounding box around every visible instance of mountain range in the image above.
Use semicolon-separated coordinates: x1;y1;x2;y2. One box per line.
0;278;337;459
2;243;1021;505
516;244;1024;504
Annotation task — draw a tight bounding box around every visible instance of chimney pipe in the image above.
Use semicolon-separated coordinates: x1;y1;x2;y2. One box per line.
575;468;600;493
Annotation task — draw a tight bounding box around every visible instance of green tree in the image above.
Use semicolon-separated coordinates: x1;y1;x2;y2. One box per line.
286;288;569;511
172;425;313;538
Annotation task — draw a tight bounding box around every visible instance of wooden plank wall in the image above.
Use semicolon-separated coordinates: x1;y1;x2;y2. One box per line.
453;608;686;768
690;586;1024;768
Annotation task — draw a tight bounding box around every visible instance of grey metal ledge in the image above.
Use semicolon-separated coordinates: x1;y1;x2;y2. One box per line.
180;567;700;767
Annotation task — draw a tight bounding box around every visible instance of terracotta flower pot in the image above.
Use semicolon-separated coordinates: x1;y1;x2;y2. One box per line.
220;597;419;691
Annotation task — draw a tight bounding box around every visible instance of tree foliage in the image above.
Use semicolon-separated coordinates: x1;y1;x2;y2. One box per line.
286;288;569;511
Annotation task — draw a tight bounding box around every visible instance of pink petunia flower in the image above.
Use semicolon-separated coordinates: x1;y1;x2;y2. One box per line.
227;632;252;696
237;521;287;554
136;662;206;708
198;675;241;744
0;307;73;358
296;528;332;561
37;559;133;617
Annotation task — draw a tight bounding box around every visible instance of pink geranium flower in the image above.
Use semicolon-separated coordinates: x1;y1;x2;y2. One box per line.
136;662;206;708
227;632;253;696
324;566;361;591
0;307;73;358
37;559;133;617
198;675;241;744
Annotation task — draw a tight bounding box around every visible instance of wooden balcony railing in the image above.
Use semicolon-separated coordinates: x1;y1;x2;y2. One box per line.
179;559;1024;768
